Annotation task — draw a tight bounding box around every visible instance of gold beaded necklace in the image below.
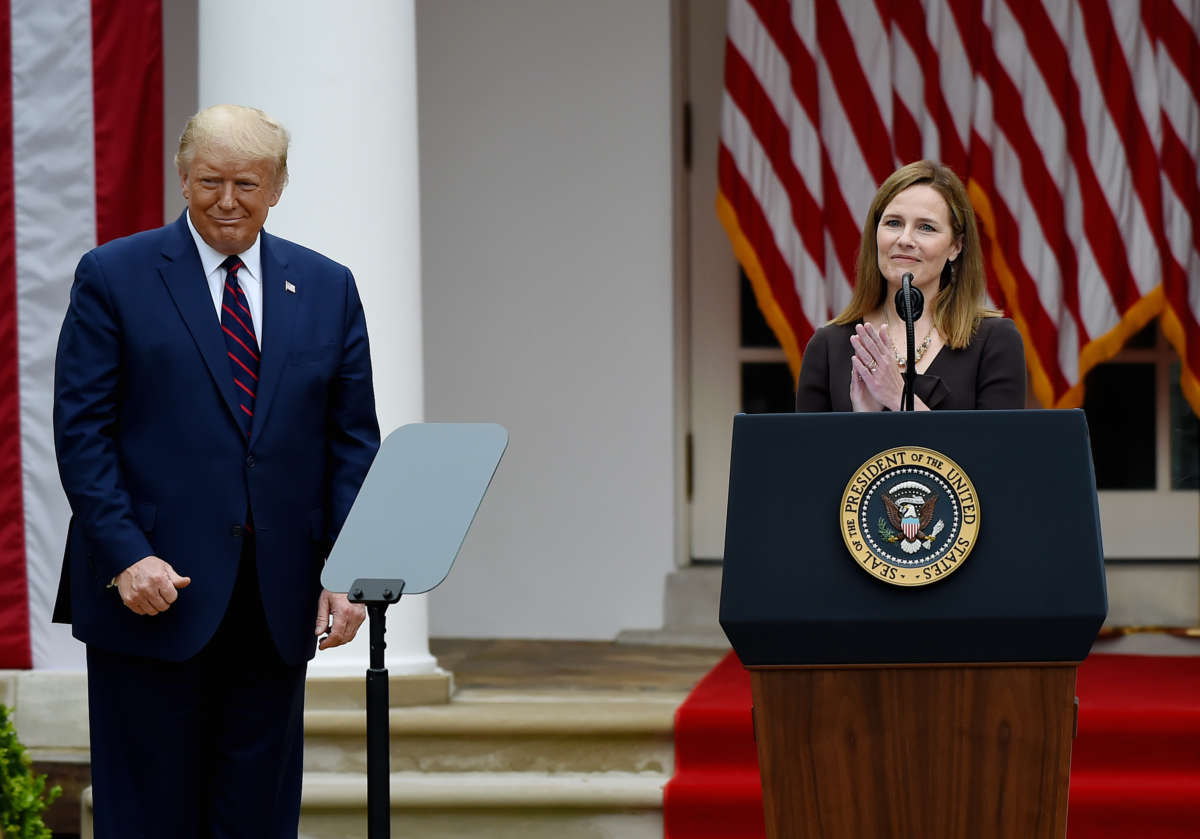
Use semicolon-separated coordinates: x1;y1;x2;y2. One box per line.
882;311;933;368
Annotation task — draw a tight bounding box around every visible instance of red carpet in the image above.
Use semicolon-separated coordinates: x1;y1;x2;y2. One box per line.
663;651;1200;838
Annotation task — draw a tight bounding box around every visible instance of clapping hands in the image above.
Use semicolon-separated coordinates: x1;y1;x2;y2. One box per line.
849;322;904;412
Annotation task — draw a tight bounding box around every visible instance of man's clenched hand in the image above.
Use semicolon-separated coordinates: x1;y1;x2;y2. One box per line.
115;556;191;615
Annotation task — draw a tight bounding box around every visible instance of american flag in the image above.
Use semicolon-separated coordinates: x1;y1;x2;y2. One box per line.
719;0;1200;416
0;0;162;668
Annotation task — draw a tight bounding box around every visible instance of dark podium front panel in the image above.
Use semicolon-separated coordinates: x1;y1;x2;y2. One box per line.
719;409;1107;666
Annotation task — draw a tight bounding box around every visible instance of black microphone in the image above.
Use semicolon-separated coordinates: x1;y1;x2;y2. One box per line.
894;275;924;321
895;274;924;411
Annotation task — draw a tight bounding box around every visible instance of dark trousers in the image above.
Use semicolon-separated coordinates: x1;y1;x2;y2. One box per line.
87;537;307;839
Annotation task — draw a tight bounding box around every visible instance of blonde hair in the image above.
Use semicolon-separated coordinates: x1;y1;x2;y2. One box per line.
175;104;290;188
832;160;997;348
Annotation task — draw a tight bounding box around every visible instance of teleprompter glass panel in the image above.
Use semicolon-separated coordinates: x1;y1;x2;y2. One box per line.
321;423;508;595
739;270;782;349
742;362;794;414
1082;363;1156;489
1169;362;1199;490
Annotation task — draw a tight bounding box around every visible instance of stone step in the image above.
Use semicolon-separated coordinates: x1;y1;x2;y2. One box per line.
615;627;730;648
82;771;667;839
0;669;452;836
304;672;452;709
661;566;723;631
303;689;680;775
614;566;732;648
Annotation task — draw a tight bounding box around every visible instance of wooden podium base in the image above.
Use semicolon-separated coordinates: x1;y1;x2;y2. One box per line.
750;664;1078;839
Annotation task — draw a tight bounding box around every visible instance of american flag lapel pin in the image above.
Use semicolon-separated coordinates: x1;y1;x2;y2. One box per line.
285;281;296;294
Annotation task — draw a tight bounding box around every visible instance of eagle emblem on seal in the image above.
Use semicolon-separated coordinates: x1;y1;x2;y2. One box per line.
881;480;945;554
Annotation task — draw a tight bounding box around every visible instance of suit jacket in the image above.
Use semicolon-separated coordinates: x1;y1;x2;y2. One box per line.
795;317;1027;412
53;212;380;666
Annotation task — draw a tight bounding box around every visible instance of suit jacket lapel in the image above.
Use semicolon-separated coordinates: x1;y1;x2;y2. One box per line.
158;213;243;428
250;231;297;447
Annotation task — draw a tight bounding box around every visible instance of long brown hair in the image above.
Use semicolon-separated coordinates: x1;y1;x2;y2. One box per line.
832;160;997;348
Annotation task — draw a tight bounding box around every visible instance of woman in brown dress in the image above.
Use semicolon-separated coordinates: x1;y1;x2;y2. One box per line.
795;160;1026;412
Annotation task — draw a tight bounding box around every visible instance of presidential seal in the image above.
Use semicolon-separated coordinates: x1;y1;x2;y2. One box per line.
839;447;980;587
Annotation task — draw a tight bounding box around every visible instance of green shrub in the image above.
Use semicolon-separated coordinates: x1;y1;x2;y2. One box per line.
0;704;60;839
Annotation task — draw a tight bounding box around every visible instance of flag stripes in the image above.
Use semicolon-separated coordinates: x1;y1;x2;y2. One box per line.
0;0;163;669
0;0;30;669
720;0;1200;415
91;0;162;246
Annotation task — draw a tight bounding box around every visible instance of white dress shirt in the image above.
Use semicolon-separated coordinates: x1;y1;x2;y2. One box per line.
185;211;264;346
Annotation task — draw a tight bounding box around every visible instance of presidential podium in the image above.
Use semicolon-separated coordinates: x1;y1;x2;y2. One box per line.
719;410;1107;839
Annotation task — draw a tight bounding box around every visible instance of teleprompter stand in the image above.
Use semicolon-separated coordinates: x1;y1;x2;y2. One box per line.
323;423;508;839
349;578;405;839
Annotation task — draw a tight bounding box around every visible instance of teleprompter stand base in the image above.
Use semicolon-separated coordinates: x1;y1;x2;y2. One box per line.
348;577;407;839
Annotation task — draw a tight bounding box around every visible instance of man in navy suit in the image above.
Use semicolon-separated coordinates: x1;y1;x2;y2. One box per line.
53;104;380;837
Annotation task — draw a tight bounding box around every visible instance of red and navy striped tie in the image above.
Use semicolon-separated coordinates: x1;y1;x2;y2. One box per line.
220;255;258;438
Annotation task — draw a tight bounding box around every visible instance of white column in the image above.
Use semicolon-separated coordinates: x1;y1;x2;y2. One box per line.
197;0;434;674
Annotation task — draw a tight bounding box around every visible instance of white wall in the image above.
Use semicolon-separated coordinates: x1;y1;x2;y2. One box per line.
417;0;678;638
